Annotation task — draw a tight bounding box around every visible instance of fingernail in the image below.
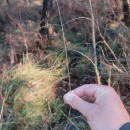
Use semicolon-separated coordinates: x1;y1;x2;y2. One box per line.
64;91;75;104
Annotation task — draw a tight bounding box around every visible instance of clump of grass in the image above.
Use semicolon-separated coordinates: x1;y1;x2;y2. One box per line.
1;56;62;129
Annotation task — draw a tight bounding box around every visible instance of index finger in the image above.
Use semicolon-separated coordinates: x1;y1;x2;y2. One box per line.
73;84;106;98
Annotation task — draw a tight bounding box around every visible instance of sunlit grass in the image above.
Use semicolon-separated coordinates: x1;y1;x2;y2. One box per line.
1;56;63;129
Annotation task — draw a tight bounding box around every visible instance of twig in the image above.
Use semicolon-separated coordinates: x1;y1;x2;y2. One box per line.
89;0;101;85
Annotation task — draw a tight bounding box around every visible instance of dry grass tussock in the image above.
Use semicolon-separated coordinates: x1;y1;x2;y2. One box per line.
0;56;63;129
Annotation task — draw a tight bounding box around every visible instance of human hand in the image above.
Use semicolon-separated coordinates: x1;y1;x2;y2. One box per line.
63;84;130;130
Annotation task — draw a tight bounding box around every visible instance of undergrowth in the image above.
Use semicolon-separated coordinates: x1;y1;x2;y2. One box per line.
0;0;130;130
0;56;62;129
0;55;90;130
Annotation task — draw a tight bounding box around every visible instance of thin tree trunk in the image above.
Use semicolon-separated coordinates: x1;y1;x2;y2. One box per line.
7;0;10;7
122;0;130;26
40;0;52;38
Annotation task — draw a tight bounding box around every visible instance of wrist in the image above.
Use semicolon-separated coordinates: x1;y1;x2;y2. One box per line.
108;116;130;130
119;122;130;130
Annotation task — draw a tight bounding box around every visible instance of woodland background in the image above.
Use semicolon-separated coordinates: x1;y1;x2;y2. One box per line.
0;0;130;130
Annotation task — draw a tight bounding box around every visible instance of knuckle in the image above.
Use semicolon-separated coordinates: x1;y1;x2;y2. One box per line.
104;86;117;97
107;86;115;93
106;86;113;92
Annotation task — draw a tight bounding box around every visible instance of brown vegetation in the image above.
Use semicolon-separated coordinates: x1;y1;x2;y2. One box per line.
0;0;130;130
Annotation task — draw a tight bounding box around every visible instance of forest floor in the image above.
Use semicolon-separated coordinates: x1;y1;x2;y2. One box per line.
0;0;130;130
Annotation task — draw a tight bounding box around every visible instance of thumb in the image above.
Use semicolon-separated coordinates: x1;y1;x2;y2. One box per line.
64;91;97;118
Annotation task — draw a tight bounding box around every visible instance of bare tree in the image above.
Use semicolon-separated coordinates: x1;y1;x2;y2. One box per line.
6;0;10;7
122;0;130;26
40;0;52;40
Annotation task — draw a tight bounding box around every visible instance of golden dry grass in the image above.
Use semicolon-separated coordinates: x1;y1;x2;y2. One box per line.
0;56;63;129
